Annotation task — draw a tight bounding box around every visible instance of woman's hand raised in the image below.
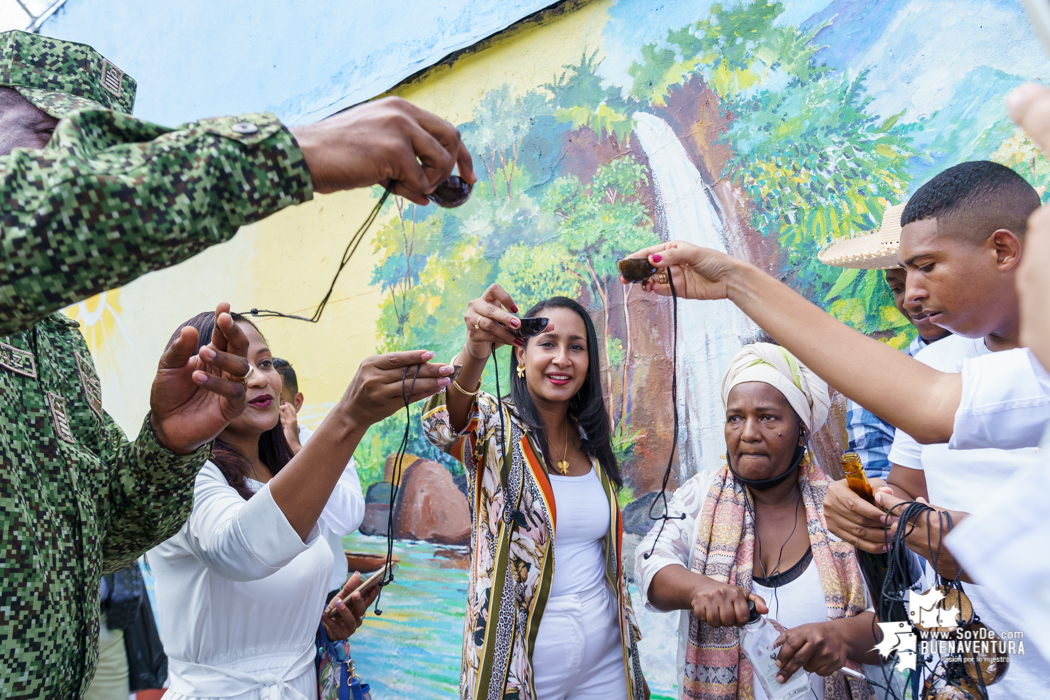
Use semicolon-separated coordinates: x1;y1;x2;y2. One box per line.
339;350;455;433
464;284;529;359
621;241;741;301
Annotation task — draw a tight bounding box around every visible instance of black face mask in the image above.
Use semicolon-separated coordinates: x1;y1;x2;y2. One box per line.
727;442;806;491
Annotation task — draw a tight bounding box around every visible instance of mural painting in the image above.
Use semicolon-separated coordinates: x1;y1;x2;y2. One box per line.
65;1;1050;698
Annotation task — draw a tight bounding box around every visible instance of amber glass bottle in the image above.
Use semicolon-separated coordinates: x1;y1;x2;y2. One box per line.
840;452;909;623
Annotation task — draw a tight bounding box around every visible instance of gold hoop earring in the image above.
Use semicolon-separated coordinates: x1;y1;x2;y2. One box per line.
516;363;525;379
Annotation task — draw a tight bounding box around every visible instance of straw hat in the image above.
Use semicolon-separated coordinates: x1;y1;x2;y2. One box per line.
817;203;907;270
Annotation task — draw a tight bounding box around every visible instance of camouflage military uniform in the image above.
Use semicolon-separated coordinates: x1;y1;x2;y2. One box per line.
0;32;313;697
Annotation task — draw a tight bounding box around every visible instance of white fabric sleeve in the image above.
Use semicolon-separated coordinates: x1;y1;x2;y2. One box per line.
317;457;366;536
887;426;923;470
635;470;714;611
950;348;1050;451
947;441;1050;661
179;461;319;582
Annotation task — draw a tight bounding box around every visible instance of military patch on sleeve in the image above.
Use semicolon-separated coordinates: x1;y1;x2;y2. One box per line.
100;59;124;98
47;391;76;443
0;340;37;378
75;352;103;420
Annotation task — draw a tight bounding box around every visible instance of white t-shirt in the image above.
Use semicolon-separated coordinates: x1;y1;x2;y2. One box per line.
888;335;1050;699
951;347;1050;450
752;562;827;700
299;425;365;593
548;461;610;598
948;427;1050;668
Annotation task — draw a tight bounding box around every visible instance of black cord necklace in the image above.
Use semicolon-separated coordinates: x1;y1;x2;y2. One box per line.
240;176;472;323
371;362;421;615
244;190;391;323
644;274;688;560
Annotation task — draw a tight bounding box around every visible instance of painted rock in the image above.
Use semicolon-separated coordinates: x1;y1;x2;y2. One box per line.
359;502;390;537
622;491;664;536
394;459;471;545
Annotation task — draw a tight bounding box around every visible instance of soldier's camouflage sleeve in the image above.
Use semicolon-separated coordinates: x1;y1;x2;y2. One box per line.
0;109;313;336
98;413;209;575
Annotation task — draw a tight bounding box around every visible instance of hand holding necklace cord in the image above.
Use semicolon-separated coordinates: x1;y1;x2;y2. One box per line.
875;491;971;582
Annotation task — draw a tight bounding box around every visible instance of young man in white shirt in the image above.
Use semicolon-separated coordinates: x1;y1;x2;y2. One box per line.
626;160;1050;697
274;358;366;599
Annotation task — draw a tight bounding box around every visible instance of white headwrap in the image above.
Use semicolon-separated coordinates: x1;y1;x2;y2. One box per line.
720;343;831;432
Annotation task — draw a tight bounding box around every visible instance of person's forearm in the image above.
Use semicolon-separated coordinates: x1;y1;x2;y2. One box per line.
269;405;368;540
904;509;972;582
724;261;960;444
648;565;706;612
0;111;311;336
447;345;489;432
827;612;881;665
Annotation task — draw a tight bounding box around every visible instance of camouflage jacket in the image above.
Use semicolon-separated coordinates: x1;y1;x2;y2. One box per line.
0;108;312;698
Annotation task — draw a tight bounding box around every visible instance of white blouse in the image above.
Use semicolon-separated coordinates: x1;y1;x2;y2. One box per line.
299;425;366;592
149;460;333;700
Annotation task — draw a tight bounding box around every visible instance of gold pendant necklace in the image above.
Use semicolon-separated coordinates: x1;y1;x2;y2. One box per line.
555;421;571;474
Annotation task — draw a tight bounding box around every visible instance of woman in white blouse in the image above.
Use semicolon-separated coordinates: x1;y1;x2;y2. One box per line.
636;343;879;700
149;310;453;700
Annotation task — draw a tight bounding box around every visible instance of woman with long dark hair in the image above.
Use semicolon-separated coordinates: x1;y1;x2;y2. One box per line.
150;310;452;699
422;286;646;700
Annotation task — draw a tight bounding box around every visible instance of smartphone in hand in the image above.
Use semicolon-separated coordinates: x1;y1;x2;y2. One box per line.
325;563;397;618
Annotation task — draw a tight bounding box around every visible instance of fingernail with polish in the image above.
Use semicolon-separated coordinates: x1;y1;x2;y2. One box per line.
514;339;524;346
651;254;662;262
440;365;455;375
422;351;435;360
511;305;518;313
439;377;451;387
336;600;346;610
511;318;520;327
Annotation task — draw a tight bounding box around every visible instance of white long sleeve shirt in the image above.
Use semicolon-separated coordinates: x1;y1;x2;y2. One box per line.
299;425;366;592
149;460;331;700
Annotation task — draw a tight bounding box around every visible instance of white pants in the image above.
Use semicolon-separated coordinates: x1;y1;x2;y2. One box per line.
533;583;628;700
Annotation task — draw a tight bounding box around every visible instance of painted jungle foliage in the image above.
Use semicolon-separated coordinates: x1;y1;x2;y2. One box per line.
353;0;1050;500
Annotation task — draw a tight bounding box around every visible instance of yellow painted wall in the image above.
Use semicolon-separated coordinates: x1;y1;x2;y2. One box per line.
76;1;612;437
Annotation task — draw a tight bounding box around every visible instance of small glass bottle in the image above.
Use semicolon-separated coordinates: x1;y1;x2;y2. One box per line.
841;451;875;503
740;600;814;700
839;451;918;623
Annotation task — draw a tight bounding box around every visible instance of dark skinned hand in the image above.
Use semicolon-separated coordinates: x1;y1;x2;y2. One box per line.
149;302;250;455
773;621;852;683
289;96;477;204
321;571;383;640
822;479;891;554
338;350;454;434
690;579;768;628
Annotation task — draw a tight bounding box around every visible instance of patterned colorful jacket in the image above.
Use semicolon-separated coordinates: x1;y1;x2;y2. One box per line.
422;389;646;700
0;108;312;698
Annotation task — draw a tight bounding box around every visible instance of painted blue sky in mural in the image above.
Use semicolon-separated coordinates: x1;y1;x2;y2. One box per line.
599;0;1050;189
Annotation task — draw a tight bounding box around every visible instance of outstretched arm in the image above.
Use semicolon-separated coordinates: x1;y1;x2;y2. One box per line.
624;243;960;444
1;97;474;336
